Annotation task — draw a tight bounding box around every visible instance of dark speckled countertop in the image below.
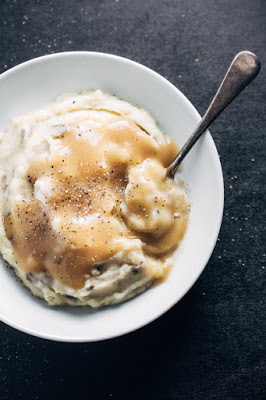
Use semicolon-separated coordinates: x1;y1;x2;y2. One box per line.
0;1;265;399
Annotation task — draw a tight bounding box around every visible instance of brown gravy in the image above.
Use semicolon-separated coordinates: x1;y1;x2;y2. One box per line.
4;114;188;289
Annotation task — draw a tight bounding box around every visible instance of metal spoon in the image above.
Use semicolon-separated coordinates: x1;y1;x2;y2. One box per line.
167;51;261;177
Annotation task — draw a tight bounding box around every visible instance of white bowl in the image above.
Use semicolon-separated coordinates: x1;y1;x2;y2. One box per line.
0;52;223;342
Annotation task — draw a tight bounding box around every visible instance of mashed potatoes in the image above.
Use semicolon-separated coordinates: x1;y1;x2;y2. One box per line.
0;90;188;307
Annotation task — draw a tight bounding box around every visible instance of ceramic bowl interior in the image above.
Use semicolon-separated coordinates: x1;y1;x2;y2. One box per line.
0;52;223;342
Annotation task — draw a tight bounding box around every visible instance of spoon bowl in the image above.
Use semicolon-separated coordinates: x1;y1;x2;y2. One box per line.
0;52;223;341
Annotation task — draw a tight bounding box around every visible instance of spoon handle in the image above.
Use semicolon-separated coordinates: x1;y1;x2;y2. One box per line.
167;51;261;177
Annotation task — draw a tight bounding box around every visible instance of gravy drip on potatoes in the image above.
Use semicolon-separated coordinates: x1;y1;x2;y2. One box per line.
4;114;188;289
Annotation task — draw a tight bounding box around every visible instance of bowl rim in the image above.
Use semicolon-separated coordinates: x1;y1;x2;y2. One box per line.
0;51;224;342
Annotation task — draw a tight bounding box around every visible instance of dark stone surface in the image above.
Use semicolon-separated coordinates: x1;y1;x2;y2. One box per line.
0;1;265;399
